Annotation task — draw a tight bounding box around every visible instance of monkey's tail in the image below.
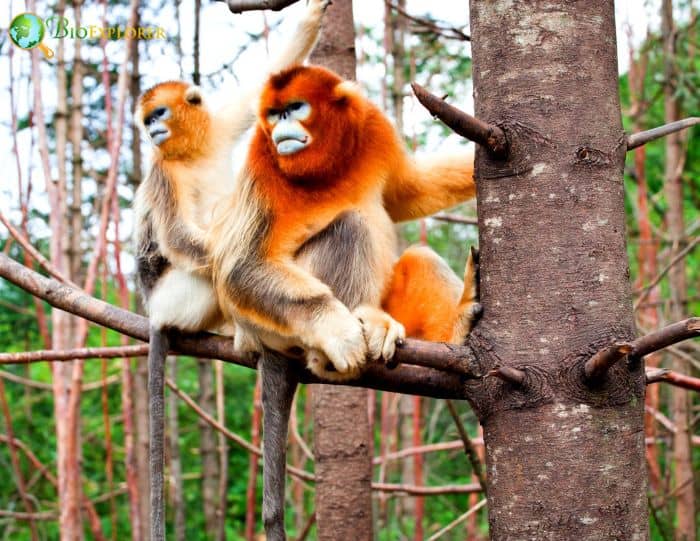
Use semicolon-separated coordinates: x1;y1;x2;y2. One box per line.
148;326;169;541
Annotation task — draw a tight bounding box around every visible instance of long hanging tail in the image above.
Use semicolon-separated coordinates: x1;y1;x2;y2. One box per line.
148;326;169;541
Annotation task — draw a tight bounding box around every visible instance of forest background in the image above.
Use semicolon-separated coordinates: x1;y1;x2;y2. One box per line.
0;0;698;540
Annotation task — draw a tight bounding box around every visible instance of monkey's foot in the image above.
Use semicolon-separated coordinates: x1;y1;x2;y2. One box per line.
353;305;406;364
305;307;368;381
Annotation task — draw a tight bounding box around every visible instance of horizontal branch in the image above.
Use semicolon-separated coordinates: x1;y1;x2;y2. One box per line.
219;0;300;13
371;482;482;496
0;254;472;399
432;213;478;226
411;82;508;158
630;317;700;360
645;368;700;392
0;345;150;365
0;369;119;391
626;117;700;151
0;509;57;521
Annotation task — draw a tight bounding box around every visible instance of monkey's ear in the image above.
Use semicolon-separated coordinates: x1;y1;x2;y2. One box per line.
185;86;203;105
332;81;361;105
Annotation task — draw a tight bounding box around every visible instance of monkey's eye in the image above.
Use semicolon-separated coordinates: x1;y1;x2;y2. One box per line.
266;109;281;125
287;102;304;112
287;101;311;121
145;106;169;126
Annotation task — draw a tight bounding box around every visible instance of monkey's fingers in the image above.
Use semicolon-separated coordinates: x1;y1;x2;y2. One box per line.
354;305;406;363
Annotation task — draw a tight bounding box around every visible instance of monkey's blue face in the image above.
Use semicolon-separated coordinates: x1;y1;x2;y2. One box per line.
144;106;172;146
266;101;312;155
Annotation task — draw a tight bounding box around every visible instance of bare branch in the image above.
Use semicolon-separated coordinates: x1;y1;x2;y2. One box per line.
0;345;149;365
411;83;508;158
626;117;700;150
385;0;471;41
432;213;478;226
371;482;482;495
0;369;119;391
634;236;699;309
584;342;633;382
630;318;700;360
646;368;700;391
0;211;78;289
219;0;300;13
426;499;487;541
373;439;483;465
445;400;486;489
0;254;475;399
487;366;526;387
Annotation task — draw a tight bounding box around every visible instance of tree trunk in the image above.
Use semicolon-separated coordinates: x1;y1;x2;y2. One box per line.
467;1;648;538
661;2;696;540
308;3;374;539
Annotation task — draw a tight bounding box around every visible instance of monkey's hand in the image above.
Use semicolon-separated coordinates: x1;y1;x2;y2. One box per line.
306;0;332;17
304;303;368;381
353;306;406;363
233;324;261;357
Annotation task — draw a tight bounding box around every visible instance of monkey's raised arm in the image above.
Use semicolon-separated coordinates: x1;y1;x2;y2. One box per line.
217;0;330;141
383;149;476;222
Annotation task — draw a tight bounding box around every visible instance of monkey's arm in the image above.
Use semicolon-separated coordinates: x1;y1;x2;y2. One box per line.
218;0;328;140
383;149;476;223
221;256;367;378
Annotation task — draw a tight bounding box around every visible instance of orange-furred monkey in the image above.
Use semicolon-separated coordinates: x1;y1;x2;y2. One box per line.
209;64;479;540
133;3;329;539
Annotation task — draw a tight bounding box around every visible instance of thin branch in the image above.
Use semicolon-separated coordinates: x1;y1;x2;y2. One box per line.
0;254;472;399
426;498;487;541
445;400;487;489
385;0;470;42
221;0;300;13
630;318;700;360
0;369;119;391
373;439;483;465
0;510;58;521
371;482;482;495
626;117;700;150
0;345;150;365
0;212;78;288
583;342;633;383
432;213;478;226
646;368;700;391
634;236;700;308
295;512;316;541
411;82;508;158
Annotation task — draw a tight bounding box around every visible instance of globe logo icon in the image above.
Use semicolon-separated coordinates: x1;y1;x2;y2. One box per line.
9;13;54;58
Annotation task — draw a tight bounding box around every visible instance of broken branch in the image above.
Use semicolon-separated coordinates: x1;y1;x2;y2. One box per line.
220;0;300;13
432;213;478;226
630;318;700;360
411;83;508;158
626;117;700;151
584;342;633;383
487;366;526;386
445;400;487;489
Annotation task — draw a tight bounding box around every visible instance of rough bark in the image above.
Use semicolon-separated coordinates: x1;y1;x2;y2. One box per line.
467;1;647;539
661;2;696;539
308;4;373;539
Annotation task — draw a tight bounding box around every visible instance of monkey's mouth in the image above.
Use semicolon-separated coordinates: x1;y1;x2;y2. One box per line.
149;128;170;145
275;135;310;156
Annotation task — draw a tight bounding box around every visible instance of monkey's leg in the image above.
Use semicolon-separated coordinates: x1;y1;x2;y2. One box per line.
148;326;169;541
382;245;481;344
259;351;299;541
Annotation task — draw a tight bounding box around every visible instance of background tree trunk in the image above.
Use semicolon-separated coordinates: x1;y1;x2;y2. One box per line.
309;3;373;539
467;1;648;538
661;2;696;539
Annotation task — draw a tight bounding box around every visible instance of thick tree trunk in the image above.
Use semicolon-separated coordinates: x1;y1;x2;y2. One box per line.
467;1;648;538
661;3;696;539
309;4;373;539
